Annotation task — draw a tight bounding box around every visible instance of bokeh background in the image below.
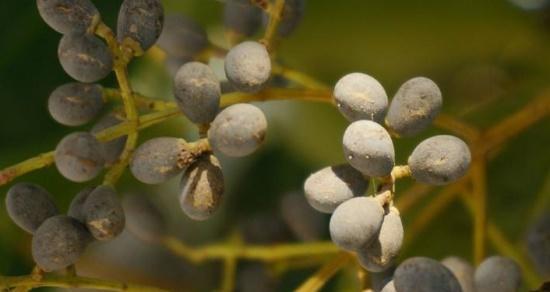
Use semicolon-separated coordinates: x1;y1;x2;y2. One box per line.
0;0;549;291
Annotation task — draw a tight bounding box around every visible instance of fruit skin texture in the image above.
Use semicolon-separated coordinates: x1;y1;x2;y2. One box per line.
333;72;388;123
58;33;113;83
122;193;166;242
31;215;92;272
303;164;369;213
91;113;127;166
385;77;442;137
394;257;462;292
474;256;522;292
54;132;105;183
36;0;99;34
83;185;125;241
117;0;164;52
156;13;208;59
441;256;475;292
48;83;104;127
408;135;471;185
343;120;395;177
6;183;59;234
173;62;221;124
329;197;384;251
224;41;271;93
130;137;186;184
179;155;224;221
358;207;403;272
208;103;268;157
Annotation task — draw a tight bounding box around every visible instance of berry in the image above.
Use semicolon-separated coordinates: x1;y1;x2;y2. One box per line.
225;41;271;93
385;77;442;137
5;182;58;234
179;155;224;221
36;0;99;34
441;256;475;292
32;215;91;272
408;135;471;185
58;33;113;83
173;62;221;124
48;82;104;127
394;257;462;292
208;103;267;157
117;0;164;53
54;132;105;182
333;73;388;122
303;164;369;213
358;207;404;272
526;213;550;277
130;137;186;184
224;0;262;37
82;185;125;241
329;197;384;251
67;186;94;223
280;192;324;241
156;13;208;59
474;256;522;292
91;113;127;166
343;120;395;177
122;193;166;242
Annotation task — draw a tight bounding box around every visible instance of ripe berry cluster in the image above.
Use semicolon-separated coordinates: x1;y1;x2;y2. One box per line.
0;0;541;291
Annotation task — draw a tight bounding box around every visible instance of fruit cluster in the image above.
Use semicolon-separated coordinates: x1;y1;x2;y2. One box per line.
0;0;542;291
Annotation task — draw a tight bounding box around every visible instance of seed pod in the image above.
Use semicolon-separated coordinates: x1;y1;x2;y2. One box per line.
225;41;271;93
48;82;104;127
36;0;99;34
179;155;224;221
224;0;262;37
333;72;388;123
67;186;95;223
156;13;208;58
358;207;404;272
343;120;395;177
54;132;105;182
208;103;267;157
91;113;127;166
117;0;164;53
303;164;369;213
32;215;92;272
408;135;471;185
329;197;384;251
394;257;462;292
58;33;113;83
6;182;58;234
385;77;442;137
173;62;221;124
122;193;166;242
130;137;187;184
441;256;475;292
83;185;125;241
474;256;522;292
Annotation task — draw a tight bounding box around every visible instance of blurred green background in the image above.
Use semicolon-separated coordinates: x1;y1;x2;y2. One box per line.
0;0;549;291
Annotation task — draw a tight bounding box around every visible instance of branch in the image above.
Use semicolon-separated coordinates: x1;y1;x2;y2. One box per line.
160;236;339;264
0;274;167;292
295;252;353;292
261;0;286;51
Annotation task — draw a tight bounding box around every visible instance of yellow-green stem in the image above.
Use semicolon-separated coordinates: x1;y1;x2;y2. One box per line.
0;274;167;292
